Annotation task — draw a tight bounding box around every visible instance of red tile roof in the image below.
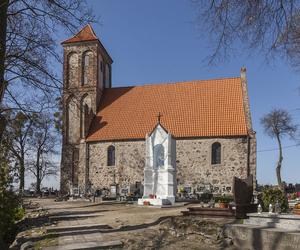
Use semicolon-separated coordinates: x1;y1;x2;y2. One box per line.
87;78;249;142
62;24;98;44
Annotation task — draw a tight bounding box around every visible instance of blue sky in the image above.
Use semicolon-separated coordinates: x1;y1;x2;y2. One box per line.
42;0;300;188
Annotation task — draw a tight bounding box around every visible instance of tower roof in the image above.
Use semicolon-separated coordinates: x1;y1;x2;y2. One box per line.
62;24;98;44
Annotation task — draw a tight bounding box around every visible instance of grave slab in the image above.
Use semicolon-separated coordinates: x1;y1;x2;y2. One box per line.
245;212;300;231
44;240;123;250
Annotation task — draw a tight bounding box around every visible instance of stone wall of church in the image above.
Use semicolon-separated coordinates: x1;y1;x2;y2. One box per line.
60;144;75;194
176;137;252;192
88;141;145;190
87;136;256;192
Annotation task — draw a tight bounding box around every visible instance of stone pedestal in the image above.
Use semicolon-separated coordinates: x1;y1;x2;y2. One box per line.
138;198;173;206
138;123;176;206
245;212;300;231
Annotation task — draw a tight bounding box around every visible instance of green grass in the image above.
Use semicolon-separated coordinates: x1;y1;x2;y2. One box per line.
33;234;58;250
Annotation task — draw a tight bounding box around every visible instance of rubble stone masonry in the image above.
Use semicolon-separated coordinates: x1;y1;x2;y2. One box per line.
83;136;256;192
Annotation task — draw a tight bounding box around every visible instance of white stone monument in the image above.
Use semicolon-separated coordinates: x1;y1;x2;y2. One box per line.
138;120;176;206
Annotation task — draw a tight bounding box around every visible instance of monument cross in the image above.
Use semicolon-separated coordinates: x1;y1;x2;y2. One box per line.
205;170;211;178
113;170;116;184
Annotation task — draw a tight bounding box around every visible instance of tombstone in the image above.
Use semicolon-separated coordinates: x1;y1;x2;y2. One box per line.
204;183;212;193
138;123;176;206
232;175;258;218
110;184;117;198
73;186;79;197
68;181;73;195
120;188;128;195
129;182;143;197
197;185;205;193
232;175;253;204
213;186;220;193
184;186;192;194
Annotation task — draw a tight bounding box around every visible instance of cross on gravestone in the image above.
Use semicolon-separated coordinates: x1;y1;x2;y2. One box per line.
113;170;116;184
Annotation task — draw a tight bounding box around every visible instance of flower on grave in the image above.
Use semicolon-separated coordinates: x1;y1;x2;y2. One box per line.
178;186;184;193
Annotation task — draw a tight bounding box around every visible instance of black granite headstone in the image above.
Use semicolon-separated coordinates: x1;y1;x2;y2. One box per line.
233;175;253;205
232;175;257;218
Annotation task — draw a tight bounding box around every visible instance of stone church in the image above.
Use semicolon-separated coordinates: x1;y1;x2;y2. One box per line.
60;25;256;195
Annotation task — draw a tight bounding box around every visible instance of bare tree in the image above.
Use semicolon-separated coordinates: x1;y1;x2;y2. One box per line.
4;111;34;192
0;0;97;141
261;109;297;191
193;1;300;65
27;113;58;194
0;0;9;140
27;158;58;194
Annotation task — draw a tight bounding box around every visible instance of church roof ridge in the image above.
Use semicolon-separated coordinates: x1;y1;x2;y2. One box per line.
110;76;241;89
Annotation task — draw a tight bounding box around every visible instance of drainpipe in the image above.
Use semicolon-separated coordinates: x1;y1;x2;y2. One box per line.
85;142;90;194
247;135;250;177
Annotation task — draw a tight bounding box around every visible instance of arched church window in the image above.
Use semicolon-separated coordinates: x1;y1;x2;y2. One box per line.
80;95;91;138
67;52;78;87
105;64;110;88
100;60;103;72
82;51;93;85
211;142;221;165
107;145;115;166
84;53;90;67
67;96;79;144
153;144;164;168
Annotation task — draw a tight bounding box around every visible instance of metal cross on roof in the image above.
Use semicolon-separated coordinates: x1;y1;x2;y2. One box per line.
157;112;162;123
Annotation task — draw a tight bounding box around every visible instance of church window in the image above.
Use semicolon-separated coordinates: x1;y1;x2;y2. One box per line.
80;95;91;138
105;64;110;88
84;54;89;67
67;52;78;87
82;51;93;85
211;142;221;165
100;60;103;72
67;96;79;144
107;145;115;166
98;56;104;90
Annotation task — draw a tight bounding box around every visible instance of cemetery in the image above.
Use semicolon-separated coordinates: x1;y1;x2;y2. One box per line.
10;185;300;250
16;120;298;249
6;109;300;248
2;2;300;250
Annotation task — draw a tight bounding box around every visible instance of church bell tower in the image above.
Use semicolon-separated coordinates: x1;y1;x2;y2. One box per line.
60;24;113;194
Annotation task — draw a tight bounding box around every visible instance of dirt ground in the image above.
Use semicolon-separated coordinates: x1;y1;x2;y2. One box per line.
12;198;238;249
36;198;184;228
